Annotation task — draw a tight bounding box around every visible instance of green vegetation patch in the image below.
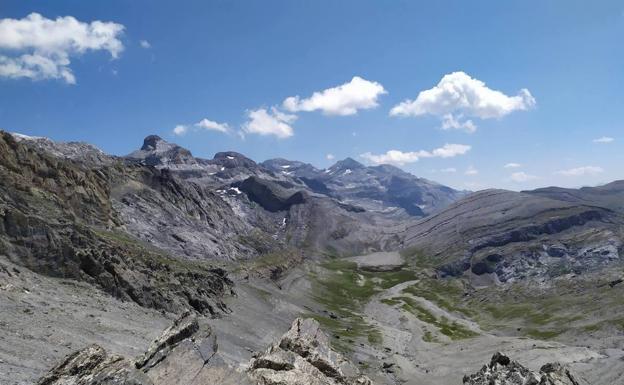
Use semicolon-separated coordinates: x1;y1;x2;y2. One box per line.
388;296;478;340
307;258;419;352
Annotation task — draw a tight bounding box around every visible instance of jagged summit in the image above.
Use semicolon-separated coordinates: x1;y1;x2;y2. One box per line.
212;151;257;169
126;134;197;167
328;157;365;172
140;134;167;151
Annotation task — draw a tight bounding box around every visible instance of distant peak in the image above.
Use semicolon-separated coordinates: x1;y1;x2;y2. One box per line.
141;135;166;151
332;157;364;170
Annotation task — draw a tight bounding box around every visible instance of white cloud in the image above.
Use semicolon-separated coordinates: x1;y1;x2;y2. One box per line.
441;114;476;133
359;143;471;166
440;167;457;173
139;40;151;49
390;71;535;131
509;171;538;182
556;166;604;177
173;125;187;136
326;153;335;160
504;162;522;168
593;136;614;143
283;76;386;116
430;143;472;158
0;13;124;84
242;107;296;139
195;118;229;133
172;118;230;136
465;166;479;176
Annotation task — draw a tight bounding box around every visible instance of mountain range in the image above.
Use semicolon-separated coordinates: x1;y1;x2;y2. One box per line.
1;131;623;385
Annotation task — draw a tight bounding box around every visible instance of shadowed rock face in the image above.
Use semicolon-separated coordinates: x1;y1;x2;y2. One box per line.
237;176;307;212
0;132;234;316
463;352;579;385
261;157;466;217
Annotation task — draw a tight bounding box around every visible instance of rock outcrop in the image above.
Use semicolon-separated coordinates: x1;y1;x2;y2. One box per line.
463;352;580;385
37;311;250;385
404;189;622;282
37;345;150;385
37;315;371;385
248;318;372;385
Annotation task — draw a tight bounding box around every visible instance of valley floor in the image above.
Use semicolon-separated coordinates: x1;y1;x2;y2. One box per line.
2;252;624;385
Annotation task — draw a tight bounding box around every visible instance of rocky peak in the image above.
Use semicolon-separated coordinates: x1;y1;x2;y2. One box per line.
140;135;166;151
248;318;373;385
212;151;257;169
328;157;365;173
463;352;580;385
126;135;197;167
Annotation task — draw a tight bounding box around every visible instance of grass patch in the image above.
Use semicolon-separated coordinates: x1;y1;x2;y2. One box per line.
388;296;478;340
306;257;419;352
526;329;563;339
402;279;474;317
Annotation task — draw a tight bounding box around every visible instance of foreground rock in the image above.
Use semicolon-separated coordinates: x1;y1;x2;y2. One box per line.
37;311;248;385
463;352;580;385
37;315;371;385
37;345;149;385
248;318;372;385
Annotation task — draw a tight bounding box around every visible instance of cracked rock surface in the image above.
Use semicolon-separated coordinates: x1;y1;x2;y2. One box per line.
248;318;373;385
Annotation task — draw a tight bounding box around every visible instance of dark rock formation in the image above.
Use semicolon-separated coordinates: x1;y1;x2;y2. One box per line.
238;176;307;212
463;352;580;385
0;132;233;316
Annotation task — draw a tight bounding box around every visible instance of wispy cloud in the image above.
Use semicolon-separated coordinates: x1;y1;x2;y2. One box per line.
465;165;479;176
139;40;151;49
593;136;614;143
172;118;230;136
509;171;538;182
173;125;187;136
556;166;604;177
360;143;471;166
504;162;522;168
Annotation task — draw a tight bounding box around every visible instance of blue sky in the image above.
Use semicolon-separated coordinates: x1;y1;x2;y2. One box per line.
1;1;622;191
